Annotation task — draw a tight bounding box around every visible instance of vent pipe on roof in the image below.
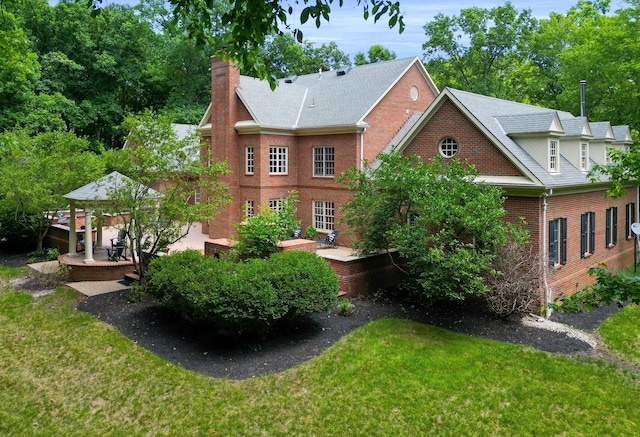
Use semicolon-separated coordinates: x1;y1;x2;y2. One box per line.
284;74;297;84
336;66;351;76
580;80;587;117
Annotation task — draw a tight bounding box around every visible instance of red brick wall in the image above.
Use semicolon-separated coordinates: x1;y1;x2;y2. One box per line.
363;63;437;162
543;189;636;299
405;100;524;176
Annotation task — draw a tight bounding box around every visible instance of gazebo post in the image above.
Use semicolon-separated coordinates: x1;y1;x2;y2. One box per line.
83;208;94;264
69;203;77;256
96;208;103;248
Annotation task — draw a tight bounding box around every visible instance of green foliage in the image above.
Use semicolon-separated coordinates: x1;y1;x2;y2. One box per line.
146;250;338;330
552;264;640;313
339;152;507;302
163;0;405;89
103;110;230;284
260;33;350;78
335;298;355;316
234;192;300;259
423;3;539;100
304;225;318;240
0;129;105;250
354;44;396;65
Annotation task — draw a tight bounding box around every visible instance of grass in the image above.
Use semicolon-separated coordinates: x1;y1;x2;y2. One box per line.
599;303;640;367
1;280;639;436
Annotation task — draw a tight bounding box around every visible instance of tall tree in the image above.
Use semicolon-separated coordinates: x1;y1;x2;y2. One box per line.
103;111;231;287
339;153;507;302
354;44;396;65
260;33;350;78
0;130;105;250
87;0;405;88
554;1;640;130
0;8;40;131
422;2;538;100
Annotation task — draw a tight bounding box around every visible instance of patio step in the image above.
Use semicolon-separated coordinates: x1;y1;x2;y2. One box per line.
124;272;140;282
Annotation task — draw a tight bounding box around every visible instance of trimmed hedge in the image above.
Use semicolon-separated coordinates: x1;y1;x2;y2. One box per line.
146;250;339;330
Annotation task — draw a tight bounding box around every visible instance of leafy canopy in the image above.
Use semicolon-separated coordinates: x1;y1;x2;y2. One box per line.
86;0;405;89
103;110;231;284
339;153;507;301
0;130;105;250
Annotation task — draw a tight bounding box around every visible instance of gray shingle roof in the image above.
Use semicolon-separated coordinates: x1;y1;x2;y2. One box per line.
613;125;632;143
236;57;428;130
495;112;561;135
64;171;161;203
409;88;622;189
589;121;614;140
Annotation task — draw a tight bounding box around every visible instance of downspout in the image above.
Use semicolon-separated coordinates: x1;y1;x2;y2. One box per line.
542;190;553;318
360;128;365;170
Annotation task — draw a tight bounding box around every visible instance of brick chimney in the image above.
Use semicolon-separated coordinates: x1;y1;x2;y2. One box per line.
208;56;241;239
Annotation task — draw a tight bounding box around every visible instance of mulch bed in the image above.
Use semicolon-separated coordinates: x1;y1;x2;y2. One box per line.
2;247;626;380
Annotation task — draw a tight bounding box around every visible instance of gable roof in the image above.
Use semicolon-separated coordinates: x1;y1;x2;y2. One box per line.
232;57;438;132
393;88;630;190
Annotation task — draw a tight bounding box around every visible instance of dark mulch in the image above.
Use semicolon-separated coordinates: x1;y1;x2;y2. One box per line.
1;248;625;380
75;290;623;380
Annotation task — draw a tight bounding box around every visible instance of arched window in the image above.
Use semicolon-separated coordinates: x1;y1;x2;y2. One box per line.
439;137;459;158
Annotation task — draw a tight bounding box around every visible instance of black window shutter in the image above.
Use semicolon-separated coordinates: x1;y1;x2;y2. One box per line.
606;208;611;247
589;212;596;254
613;207;618;245
549;220;556;266
626;204;631;239
580;213;587;257
561;217;567;265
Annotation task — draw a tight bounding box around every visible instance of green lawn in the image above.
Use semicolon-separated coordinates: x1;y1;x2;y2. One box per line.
599;303;640;367
1;277;639;436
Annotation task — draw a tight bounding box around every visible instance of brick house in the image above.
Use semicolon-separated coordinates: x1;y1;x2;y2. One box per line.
388;87;636;302
198;56;439;244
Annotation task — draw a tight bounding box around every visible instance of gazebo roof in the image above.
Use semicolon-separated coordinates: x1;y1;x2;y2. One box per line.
64;171;162;203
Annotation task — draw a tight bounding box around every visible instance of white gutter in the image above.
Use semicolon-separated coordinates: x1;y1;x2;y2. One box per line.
542;189;553;318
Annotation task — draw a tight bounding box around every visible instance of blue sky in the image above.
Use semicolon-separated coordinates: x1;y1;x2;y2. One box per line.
52;0;627;59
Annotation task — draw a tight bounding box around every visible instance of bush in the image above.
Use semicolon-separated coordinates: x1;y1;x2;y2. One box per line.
484;227;540;318
146;250;338;331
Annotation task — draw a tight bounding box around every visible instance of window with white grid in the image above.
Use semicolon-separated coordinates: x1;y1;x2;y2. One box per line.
194;188;200;204
269;146;288;174
313;201;335;231
245;200;254;218
439;137;458;158
269;199;282;211
549;140;558;172
314;147;335;177
580;143;588;171
245;146;254;175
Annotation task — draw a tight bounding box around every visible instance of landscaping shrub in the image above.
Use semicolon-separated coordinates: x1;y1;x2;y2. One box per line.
146;250;338;331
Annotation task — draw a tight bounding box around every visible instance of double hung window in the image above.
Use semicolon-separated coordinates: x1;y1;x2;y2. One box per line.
313;201;335;231
549;218;567;267
580;211;595;257
313;147;335;177
269;147;288;174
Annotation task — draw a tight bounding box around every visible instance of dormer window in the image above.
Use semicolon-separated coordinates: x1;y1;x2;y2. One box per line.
580;143;589;171
549;140;559;172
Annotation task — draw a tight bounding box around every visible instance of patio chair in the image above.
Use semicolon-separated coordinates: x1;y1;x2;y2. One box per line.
288;229;302;240
107;230;128;261
56;211;69;225
317;230;339;249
